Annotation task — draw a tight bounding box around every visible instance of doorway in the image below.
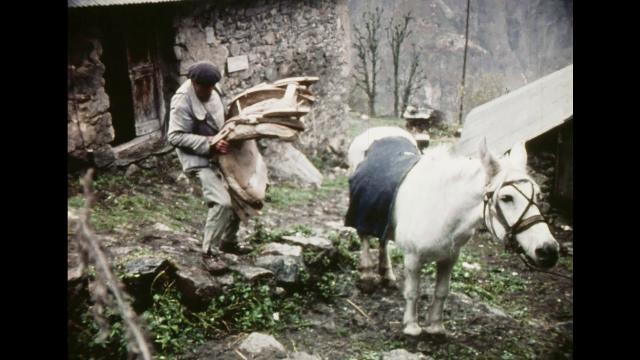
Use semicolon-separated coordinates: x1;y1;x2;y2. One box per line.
102;26;136;146
100;6;164;147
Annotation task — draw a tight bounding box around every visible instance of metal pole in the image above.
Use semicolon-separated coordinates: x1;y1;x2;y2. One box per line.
458;0;471;125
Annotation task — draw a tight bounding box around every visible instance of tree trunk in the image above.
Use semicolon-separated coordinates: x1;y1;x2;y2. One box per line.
393;75;399;117
368;97;376;117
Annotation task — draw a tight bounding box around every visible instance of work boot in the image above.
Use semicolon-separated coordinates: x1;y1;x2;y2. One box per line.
219;241;254;255
202;251;229;274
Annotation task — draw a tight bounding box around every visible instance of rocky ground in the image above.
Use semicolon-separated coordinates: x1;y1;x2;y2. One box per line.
68;118;573;360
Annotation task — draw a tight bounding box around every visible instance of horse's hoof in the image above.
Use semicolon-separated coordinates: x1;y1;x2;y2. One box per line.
403;323;423;337
357;274;380;294
380;277;398;289
424;323;447;336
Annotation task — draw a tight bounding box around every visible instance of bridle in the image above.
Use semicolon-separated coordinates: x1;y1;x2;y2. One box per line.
482;179;546;255
482;178;573;281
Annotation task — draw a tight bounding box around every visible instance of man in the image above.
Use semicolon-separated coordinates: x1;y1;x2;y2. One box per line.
167;61;253;267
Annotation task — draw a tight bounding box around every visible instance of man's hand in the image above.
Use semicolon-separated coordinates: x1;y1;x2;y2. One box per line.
211;139;230;155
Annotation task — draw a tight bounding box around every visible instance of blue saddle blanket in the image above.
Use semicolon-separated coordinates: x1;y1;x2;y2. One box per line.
344;136;421;239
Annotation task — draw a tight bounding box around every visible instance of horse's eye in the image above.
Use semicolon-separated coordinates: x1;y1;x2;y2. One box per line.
500;195;513;202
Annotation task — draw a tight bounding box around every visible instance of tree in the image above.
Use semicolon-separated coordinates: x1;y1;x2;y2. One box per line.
387;12;413;117
400;44;425;115
353;7;384;117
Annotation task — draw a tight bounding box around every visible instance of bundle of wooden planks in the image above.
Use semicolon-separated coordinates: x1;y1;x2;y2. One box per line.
211;76;319;223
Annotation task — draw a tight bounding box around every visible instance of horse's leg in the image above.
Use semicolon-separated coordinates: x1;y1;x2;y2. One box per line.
424;253;459;335
402;252;423;336
357;234;379;293
378;238;397;288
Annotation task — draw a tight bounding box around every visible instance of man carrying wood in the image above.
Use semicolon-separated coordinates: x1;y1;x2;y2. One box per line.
167;61;253;268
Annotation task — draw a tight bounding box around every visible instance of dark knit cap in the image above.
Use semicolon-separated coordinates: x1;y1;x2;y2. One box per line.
187;61;221;86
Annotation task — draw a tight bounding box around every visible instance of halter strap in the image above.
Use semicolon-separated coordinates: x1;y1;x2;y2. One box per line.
483;179;547;254
482;178;571;280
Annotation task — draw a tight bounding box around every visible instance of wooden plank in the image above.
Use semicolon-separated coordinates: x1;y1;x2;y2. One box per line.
272;76;319;87
135;118;160;136
228;87;286;110
455;64;573;157
112;130;162;160
262;108;310;118
227;55;249;73
228;85;283;104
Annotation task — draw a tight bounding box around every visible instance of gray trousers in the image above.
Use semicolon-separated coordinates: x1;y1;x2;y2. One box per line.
188;166;239;254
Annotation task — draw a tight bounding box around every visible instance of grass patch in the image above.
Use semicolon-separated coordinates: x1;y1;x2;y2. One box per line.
265;185;315;209
68;195;85;209
71;169;204;233
346;112;406;138
344;338;410;360
71;276;321;360
390;245;404;267
265;174;349;209
558;254;573;273
245;221;313;245
328;232;359;270
319;174;349;192
421;251;531;318
90;192;202;233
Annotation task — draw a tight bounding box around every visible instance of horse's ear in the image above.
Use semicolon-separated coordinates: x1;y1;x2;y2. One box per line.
479;138;500;179
508;141;528;170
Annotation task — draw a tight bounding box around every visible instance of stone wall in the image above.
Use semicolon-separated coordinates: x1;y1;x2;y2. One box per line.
172;0;352;156
68;31;116;167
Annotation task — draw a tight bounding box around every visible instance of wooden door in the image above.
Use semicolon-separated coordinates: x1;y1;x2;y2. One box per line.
126;28;161;136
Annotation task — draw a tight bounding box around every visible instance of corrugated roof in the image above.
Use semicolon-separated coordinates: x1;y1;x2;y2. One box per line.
68;0;186;8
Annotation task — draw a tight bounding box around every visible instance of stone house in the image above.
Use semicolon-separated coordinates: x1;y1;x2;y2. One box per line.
68;0;351;168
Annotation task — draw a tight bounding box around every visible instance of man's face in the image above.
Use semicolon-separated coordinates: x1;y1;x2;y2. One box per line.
192;80;214;102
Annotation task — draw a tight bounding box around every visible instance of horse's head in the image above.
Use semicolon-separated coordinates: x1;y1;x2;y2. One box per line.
478;139;560;269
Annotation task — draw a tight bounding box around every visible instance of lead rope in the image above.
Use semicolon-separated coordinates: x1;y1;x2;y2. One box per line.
516;253;573;281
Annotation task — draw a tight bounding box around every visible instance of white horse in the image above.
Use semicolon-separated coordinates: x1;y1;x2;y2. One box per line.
347;127;559;336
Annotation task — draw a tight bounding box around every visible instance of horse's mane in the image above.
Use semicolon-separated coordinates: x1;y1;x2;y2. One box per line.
420;143;453;159
417;144;483;184
419;144;537;190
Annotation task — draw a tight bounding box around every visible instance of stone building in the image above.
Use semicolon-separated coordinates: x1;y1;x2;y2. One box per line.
68;0;351;168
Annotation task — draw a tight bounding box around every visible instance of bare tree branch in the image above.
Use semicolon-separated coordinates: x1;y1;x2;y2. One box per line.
354;82;371;95
353;66;369;79
353;29;371;97
401;45;425;114
74;169;154;360
352;7;384;116
387;11;414;117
